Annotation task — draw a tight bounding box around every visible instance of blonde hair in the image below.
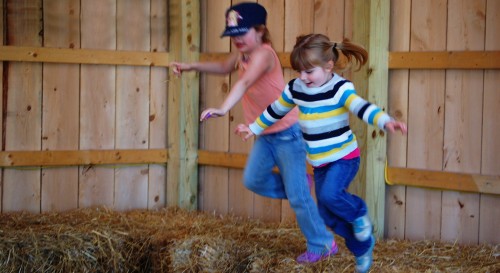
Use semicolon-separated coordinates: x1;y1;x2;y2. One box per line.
290;34;368;72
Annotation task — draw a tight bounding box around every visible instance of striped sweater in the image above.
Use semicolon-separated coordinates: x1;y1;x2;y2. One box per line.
249;73;392;167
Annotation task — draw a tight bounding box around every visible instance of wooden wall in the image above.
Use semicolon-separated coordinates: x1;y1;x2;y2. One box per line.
386;0;499;244
1;0;168;213
0;0;498;245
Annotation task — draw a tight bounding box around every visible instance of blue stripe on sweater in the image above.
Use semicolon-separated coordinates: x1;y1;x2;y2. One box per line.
306;134;355;154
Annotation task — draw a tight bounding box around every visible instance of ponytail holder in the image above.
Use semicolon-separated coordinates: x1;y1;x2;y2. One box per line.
333;43;337;49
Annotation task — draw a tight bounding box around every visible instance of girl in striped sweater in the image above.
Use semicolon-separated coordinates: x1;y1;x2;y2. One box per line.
235;33;407;273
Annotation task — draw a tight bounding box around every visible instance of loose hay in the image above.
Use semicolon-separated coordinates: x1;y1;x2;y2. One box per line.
0;207;498;272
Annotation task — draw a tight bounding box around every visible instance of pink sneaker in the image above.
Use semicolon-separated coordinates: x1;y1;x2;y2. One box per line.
296;241;338;264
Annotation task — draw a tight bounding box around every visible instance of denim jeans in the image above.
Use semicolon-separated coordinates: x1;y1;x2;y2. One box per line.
313;157;372;256
243;123;334;254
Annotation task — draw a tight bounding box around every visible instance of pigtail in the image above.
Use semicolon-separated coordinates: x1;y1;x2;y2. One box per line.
333;38;368;71
290;34;368;73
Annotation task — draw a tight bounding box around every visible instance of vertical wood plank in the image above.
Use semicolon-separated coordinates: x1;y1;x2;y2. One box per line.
344;0;354;40
343;0;354;130
3;0;43;213
479;0;500;244
79;0;116;208
179;0;200;210
364;0;390;238
148;0;168;209
386;0;410;239
405;0;447;241
313;0;345;40
0;0;4;212
350;0;369;200
167;0;182;207
200;0;231;216
41;0;80;212
441;0;485;244
115;0;150;210
168;0;200;210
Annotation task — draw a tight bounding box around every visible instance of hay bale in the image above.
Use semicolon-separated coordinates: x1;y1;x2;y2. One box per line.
169;235;238;272
0;209;152;272
0;207;499;273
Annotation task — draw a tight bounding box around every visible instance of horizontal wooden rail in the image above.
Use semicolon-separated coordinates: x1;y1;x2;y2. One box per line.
0;150;497;195
199;52;293;67
0;149;167;167
197;150;316;174
0;46;170;67
198;150;247;169
201;51;500;70
389;51;500;69
1;46;497;70
386;166;500;195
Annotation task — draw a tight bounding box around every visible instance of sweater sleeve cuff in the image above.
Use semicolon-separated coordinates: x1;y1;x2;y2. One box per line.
249;122;264;135
378;114;393;131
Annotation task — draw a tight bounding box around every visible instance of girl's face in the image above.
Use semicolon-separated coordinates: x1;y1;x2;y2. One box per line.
299;61;334;88
230;28;262;54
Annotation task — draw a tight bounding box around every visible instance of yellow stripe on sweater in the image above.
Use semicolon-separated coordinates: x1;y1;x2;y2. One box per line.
300;108;347;120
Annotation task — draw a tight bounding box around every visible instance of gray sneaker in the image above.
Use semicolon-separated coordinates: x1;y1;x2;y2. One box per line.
353;214;372;241
355;235;375;273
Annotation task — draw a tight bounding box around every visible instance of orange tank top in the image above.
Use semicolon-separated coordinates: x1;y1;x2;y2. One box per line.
239;44;298;134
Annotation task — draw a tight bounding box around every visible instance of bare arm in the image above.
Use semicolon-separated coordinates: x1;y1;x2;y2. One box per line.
200;47;275;121
171;51;239;75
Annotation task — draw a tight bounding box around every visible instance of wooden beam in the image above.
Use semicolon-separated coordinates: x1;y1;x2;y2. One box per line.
364;0;391;239
0;45;170;67
2;46;497;70
200;52;292;68
168;0;200;211
389;51;500;69
386;167;500;195
1;148;497;196
0;149;167;167
198;150;246;169
200;51;500;70
167;1;182;208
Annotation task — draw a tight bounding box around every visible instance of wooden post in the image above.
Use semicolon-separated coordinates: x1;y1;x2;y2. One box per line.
353;0;390;238
0;0;3;212
168;0;200;210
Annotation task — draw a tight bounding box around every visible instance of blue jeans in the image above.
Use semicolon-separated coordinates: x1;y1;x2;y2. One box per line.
243;123;334;254
313;157;372;256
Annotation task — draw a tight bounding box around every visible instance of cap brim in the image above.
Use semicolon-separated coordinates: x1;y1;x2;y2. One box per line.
221;27;250;37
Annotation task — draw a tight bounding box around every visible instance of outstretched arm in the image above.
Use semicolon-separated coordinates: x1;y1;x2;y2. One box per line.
200;47;275;121
170;51;239;76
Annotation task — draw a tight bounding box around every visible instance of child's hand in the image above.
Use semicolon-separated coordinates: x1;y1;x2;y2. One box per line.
200;108;225;121
170;62;191;77
234;124;255;141
385;120;407;134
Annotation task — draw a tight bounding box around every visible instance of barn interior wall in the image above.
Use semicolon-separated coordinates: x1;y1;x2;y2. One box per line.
0;0;498;245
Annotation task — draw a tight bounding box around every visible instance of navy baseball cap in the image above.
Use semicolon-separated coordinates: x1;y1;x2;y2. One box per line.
221;2;267;37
